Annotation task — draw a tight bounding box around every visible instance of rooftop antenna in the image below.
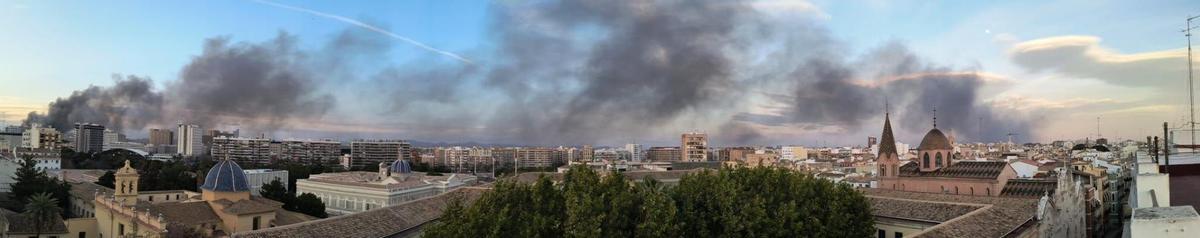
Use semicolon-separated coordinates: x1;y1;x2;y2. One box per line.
932;107;938;129
1184;14;1199;150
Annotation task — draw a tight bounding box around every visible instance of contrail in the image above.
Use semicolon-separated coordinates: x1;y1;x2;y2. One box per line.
252;0;474;64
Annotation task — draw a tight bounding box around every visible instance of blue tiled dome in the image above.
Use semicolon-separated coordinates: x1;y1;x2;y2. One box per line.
201;159;250;192
390;159;413;174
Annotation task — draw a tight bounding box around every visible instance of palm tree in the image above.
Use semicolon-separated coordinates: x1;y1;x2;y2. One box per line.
24;193;61;238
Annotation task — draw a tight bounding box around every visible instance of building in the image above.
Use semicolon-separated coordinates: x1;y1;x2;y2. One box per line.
717;147;755;162
1127;149;1200;237
74;123;105;153
781;146;808;161
278;139;341;164
350;140;411;169
625;143;644;162
22;123;61;149
647;147;681;162
515;148;557;168
0;158;19;193
876;113;1018;196
244;169;289;196
234;187;488;238
177;124;204;156
681;132;709;162
581;144;594;162
211;137;273;166
82;159;314;237
148;128;174;146
295;159;476;215
12;147;62;171
866;189;1039;237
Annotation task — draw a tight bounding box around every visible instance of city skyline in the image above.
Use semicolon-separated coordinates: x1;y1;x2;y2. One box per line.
3;0;1199;146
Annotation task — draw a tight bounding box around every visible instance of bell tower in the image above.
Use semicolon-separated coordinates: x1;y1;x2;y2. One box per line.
114;160;139;205
877;113;900;179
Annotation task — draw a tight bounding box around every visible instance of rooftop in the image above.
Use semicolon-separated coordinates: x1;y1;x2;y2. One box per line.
999;179;1057;198
899;160;1010;179
863;188;1039;238
302;171;471;190
232;187;488;238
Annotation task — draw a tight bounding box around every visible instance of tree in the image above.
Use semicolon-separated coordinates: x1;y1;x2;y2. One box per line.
260;179;292;208
425;166;876;238
97;171;116;188
24;193;62;238
293;193;328;218
8;156;71;216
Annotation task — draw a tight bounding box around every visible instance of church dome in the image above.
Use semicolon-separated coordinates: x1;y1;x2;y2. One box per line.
918;128;954;150
390;159;413;174
201;159;250;192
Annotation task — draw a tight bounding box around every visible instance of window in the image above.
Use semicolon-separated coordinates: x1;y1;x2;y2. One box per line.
880;166;886;176
119;224;125;235
954;187;959;194
922;153;930;168
935;152;943;167
940;186;945;193
970;187;975;195
895;232;903;238
176;194;181;200
79;232;86;238
253;216;261;230
149;196;153;201
987;188;991;196
878;229;886;238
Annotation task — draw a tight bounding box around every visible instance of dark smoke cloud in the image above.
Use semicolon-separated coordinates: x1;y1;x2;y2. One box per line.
167;32;334;131
23;75;162;131
24;1;1036;146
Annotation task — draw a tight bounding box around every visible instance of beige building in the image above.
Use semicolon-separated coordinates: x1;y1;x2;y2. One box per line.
75;159;313;237
350;140;411;169
278;139;341;164
211;137;273;166
681;132;708;162
21;124;61;149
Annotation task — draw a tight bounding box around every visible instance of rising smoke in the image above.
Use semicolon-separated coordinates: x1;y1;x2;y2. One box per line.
24;0;1035;145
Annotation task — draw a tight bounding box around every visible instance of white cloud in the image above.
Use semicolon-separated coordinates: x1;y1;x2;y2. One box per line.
752;0;830;20
1008;35;1191;89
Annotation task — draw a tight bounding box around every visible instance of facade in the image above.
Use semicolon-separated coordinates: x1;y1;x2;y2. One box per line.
148;128;174;146
647;147;681;162
211;137;273;166
83;159;313;238
74;123;105;153
877;113;1018;196
295;159;476;215
515;148;557;168
625;143;644;162
681;132;709;162
13;147;62;171
177;124;204;156
350;140;411;169
581;144;594;162
244;169;289;196
781;146;808;161
22;124;62;149
278;139;341;164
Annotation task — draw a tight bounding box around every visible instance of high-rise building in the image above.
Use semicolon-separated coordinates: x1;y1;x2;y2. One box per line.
581;144;594;162
176;124;203;156
625;143;644;162
647;146;681;162
21;124;61;149
681;132;709;162
350;140;411;169
73;123;105;153
278;139;342;164
515;148;556;168
102;129;120;147
148;128;174;145
210;137;272;166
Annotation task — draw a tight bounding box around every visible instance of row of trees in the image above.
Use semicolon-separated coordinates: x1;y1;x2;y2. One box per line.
424;166;875;237
259;179;329;218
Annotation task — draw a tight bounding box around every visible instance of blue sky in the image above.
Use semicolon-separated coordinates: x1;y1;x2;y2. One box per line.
3;0;1199;145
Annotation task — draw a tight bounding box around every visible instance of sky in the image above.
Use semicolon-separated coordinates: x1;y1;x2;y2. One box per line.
1;0;1198;146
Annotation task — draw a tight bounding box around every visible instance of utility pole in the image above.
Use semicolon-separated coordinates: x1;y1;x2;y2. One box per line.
1184;15;1199;150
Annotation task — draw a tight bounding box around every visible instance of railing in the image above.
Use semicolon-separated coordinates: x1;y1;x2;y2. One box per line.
94;196;168;233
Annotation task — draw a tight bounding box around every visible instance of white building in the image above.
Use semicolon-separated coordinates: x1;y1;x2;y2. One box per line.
1128;151;1200;237
176;124;204;156
243;169;289;196
13;148;61;171
0;158;18;193
295;159;476;215
625;143;643;162
21;123;61;149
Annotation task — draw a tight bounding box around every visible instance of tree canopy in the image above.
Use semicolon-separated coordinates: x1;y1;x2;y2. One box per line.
424;166;875;237
7;156;71;217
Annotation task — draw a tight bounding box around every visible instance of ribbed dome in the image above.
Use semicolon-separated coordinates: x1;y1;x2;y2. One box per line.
918;128;953;150
201;159;250;192
390;159;413;174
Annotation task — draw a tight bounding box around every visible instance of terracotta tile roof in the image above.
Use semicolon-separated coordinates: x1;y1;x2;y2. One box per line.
136;201;222;226
220;197;284;215
999;179;1056;198
273;210;317;226
863;189;1039;238
899;161;1010;179
69;182;113;201
0;208;68;234
231;187;489;238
